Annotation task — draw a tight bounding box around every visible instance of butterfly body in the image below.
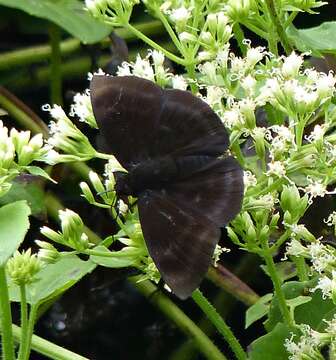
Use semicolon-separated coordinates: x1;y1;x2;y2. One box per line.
90;75;244;299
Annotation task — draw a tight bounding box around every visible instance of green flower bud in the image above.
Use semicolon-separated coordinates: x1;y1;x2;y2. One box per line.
40;226;63;244
7;249;42;285
89;171;105;194
227;226;241;246
80;181;96;204
35;240;59;263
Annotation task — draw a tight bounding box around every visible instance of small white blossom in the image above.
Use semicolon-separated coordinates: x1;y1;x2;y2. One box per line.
305;124;325;143
311;271;336;299
285;239;308;257
243;171;257;189
171;75;188;90
282;52;303;78
70;90;97;128
246;46;265;68
266;161;286;177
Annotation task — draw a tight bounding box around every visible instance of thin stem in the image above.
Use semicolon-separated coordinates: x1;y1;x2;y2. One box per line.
239;21;269;40
129;277;227;360
48;23;63;105
185;63;198;94
0;20;164;71
264;0;292;55
18;285;29;360
23;304;38;360
125;23;186;65
155;10;183;54
192;289;246;360
232;23;247;56
292;256;309;282
11;324;89;360
207;265;259;307
284;11;298;29
0;266;15;360
261;242;294;327
0;88;49;136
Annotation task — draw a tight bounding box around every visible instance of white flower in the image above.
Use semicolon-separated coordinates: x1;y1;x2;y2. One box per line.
306;124;325;143
170;6;190;30
205;86;225;107
70;90;97;128
282;52;303;78
171;75;188;90
303;179;327;200
308;241;336;273
246;46;265;68
325;211;336;227
117;62;132;76
221;108;242;129
285;239;307;257
266;161;286;177
311;271;336;299
243;171;257;188
132;55;155;81
241;75;256;95
315;72;336;99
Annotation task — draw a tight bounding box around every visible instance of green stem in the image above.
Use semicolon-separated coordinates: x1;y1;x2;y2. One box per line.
0;20;164;71
185;63;198;94
261;244;294;327
23;304;38;360
292;256;309;282
0;88;49;136
232;23;247;56
18;285;28;360
264;0;292;55
130;277;227;360
0;266;15;360
284;11;298;29
48;23;63;105
125;23;186;65
192;289;246;360
239;21;269;40
11;324;89;360
155;10;183;54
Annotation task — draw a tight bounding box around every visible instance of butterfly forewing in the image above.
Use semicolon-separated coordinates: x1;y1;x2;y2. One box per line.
138;190;220;299
90;75;163;167
91;76;230;167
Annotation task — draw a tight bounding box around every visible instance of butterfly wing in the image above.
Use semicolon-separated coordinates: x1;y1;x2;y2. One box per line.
168;156;244;226
90;76;229;167
156;89;229;157
90;75;163;168
138;189;220;299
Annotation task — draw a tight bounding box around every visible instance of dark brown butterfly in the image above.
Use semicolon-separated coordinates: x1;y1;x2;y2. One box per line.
90;75;244;299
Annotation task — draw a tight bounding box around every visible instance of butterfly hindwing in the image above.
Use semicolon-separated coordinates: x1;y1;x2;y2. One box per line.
138;190;220;299
168;156;244;226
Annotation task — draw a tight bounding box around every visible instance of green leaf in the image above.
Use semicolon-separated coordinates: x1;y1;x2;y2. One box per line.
8;255;96;304
24;166;56;184
0;0;112;44
287;22;336;56
261;261;297;283
0;200;31;266
90;245;139;268
245;293;273;329
249;323;297;360
265;281;336;332
0;175;46;218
